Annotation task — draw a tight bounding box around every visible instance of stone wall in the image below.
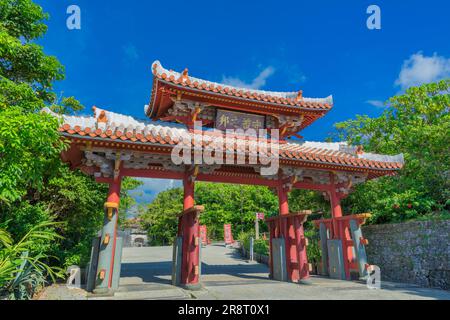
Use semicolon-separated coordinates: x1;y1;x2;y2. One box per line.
362;219;450;290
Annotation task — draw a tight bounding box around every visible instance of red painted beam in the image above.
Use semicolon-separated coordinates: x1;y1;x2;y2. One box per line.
293;181;332;191
120;167;281;187
196;173;279;187
117;167;337;193
95;177;115;184
121;168;184;180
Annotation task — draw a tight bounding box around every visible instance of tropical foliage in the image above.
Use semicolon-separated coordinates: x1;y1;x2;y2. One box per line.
0;221;63;300
140;188;184;246
335;80;450;223
0;0;142;299
237;231;269;256
140;183;280;245
196;183;279;239
1;0;448;300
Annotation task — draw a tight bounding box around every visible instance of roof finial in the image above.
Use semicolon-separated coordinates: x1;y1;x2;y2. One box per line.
356;145;364;155
295;90;303;102
178;68;189;82
97;110;108;123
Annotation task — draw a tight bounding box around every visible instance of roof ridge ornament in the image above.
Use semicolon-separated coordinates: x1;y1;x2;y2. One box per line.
178;68;189;83
152;61;159;74
92;106;107;123
356;145;364;155
97;110;108;123
295;90;303;102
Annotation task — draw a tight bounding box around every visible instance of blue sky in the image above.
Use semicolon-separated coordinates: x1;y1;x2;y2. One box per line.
35;0;450;205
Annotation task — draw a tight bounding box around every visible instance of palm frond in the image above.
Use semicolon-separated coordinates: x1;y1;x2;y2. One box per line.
0;229;13;248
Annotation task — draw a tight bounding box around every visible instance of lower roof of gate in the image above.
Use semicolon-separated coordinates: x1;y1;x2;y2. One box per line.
42;107;404;178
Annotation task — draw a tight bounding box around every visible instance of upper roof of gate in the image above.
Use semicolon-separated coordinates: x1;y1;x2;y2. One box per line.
147;61;333;132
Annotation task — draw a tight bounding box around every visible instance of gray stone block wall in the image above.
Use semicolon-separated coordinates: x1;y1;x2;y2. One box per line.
362;219;450;290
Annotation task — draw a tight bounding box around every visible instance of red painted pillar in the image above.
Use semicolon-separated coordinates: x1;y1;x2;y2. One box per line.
287;217;298;281
277;184;295;281
107;179;121;288
329;175;351;279
183;175;195;209
95;177;122;292
107;179;121;204
180;174;200;287
330;192;343;218
329;176;342;238
277;185;289;216
294;217;310;280
268;222;274;279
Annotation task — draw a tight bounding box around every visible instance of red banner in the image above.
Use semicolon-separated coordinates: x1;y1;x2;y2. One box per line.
224;224;234;244
200;225;207;245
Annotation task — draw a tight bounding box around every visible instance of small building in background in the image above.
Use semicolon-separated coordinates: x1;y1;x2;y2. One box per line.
121;218;148;247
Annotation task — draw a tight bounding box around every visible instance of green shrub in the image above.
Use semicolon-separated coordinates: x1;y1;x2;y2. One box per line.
304;228;321;265
0;221;64;300
237;230;269;256
237;230;253;251
253;239;269;255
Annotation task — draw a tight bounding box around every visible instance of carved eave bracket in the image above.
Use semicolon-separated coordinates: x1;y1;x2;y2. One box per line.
163;98;214;129
280;167;304;192
253;166;279;181
334;172;368;195
276;115;304;139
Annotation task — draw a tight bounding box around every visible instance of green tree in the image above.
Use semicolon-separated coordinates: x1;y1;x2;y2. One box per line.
141;188;184;246
0;0;143;276
196;183;278;239
289;189;329;216
0;0;71;204
140;183;279;244
334;80;450;223
0;0;75;273
119;177;144;226
36;167;109;267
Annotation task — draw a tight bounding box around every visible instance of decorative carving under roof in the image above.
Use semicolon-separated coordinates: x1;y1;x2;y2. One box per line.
43;107;404;179
148;60;334;132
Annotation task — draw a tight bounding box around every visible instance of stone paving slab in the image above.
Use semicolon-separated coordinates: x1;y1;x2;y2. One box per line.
88;287;189;300
116;244;450;300
36;244;450;300
35;284;87;300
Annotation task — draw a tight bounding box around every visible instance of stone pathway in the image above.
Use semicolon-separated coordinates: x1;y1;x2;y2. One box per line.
37;244;450;300
194;244;450;300
35;284;87;300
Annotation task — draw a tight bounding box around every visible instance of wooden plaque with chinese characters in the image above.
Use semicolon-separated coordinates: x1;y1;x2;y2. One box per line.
215;109;265;131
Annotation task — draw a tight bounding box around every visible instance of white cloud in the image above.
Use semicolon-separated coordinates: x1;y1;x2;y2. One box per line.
395;52;450;90
366;100;385;108
222;66;275;89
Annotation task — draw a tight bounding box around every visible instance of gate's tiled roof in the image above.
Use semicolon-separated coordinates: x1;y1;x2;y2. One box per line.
151;61;333;111
44;107;404;172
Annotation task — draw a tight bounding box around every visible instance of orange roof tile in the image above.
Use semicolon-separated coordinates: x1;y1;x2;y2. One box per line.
151;61;333;112
43;107;404;174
